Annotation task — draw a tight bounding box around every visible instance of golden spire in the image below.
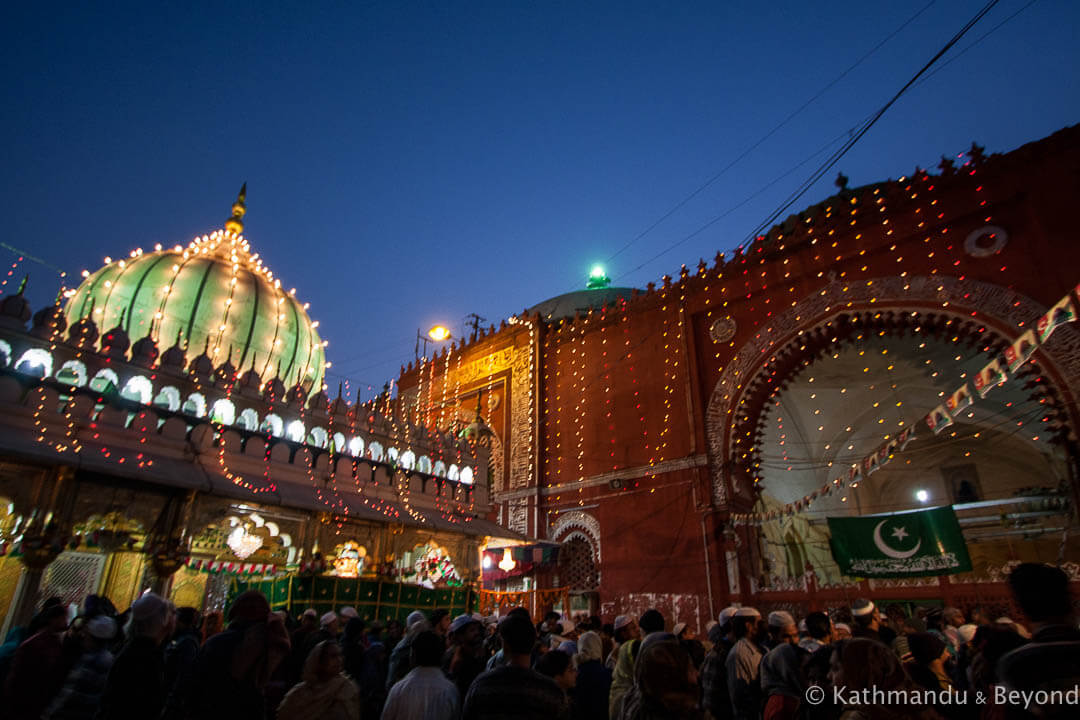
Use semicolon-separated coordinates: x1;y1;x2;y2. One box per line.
224;183;247;235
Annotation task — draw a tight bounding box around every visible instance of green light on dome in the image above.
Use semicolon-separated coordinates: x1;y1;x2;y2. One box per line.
586;264;610;290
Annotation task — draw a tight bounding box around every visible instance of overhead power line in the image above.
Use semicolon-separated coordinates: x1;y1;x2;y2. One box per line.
741;0;1003;246
604;1;937;267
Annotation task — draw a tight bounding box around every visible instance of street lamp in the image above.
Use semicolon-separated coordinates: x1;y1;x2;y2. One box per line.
416;325;452;359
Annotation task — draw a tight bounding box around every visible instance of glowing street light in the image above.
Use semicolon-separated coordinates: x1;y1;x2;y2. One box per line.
416;324;452;359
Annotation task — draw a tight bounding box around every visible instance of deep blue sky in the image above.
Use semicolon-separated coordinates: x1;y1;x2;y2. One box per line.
3;1;1078;399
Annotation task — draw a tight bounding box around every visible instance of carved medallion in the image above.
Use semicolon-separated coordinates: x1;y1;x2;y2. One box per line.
710;316;737;343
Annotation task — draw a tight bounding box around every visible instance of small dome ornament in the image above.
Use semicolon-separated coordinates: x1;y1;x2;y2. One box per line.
31;292;68;339
68;300;100;347
160;330;187;371
100;310;131;359
0;275;32;329
189;338;214;380
130;331;160;368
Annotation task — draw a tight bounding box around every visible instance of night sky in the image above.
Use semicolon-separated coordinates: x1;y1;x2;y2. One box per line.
3;1;1078;400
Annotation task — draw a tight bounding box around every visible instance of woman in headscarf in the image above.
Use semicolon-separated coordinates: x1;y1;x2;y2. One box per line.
616;634;702;720
760;642;807;720
571;630;612;720
277;640;360;720
828;638;941;720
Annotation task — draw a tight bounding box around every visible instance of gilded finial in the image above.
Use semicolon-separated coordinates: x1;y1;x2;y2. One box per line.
224;183;247;235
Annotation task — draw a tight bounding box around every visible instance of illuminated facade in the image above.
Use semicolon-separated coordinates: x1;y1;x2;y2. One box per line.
0;191;503;633
398;125;1080;627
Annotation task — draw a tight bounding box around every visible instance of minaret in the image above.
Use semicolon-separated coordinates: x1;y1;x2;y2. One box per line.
224;183;247;235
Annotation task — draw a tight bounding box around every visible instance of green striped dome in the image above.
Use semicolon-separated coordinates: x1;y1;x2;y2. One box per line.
64;228;326;392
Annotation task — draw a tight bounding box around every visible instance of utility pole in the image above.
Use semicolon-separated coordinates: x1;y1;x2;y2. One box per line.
465;313;486;342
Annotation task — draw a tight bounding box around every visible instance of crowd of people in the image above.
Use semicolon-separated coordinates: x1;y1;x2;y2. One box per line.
0;561;1075;720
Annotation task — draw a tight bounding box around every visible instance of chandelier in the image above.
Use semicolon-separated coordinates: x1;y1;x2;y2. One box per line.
498;547;516;572
227;526;263;560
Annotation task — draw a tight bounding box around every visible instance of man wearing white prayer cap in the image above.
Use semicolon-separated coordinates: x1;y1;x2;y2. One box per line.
701;607;740;719
766;610;798;648
726;607;766;720
850;598;895;644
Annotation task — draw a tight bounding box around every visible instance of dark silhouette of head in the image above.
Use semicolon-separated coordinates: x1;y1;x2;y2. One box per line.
1008;563;1072;624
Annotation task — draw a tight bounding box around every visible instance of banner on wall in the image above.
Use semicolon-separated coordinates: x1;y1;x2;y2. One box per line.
827;506;972;577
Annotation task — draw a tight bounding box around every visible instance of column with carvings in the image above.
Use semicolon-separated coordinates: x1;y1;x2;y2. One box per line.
9;466;77;627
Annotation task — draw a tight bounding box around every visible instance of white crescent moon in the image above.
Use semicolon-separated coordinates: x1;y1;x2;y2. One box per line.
873;520;921;559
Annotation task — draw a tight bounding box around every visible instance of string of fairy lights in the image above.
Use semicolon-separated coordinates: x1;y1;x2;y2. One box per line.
16;213;484;538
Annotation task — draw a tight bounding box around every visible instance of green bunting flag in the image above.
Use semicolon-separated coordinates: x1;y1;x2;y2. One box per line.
827;506;972;578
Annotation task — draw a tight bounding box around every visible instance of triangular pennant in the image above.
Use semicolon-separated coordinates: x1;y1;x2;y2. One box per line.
973;357;1008;398
863;452;880;476
1036;294;1077;343
1004;329;1039;373
926;405;954;434
946;384;974;415
897;426;915;450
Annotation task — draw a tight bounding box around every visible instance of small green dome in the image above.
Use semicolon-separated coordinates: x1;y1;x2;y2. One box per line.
65;225;326;393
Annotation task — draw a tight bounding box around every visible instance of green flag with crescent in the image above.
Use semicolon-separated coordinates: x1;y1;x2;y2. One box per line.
827;505;972;577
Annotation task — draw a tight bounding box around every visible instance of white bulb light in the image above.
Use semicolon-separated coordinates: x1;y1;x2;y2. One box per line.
915;489;929;503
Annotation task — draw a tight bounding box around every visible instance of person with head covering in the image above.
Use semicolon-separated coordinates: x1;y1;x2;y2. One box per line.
607;614;639;669
97;593;175;720
765;611;798;650
387;610;431;690
291;609;319;651
700;606;739;720
182;590;290;720
760;640;808;720
444;614;486;702
570;630;611;720
615;634;701;720
42;615;117;720
277;640;359;720
3;602;71;720
672;622;705;669
462;613;569;720
832;622;852;641
609;609;665;718
848;599;895;645
726;607;767;720
382;630;458;720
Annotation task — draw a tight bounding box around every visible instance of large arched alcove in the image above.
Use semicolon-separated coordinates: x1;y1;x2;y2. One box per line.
706;275;1080;505
705;276;1080;584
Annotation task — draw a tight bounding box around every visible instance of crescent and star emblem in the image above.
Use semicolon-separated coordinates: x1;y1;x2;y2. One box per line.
873;519;921;559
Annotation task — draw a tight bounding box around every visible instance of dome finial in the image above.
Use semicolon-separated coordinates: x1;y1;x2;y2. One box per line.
224;183;247;235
